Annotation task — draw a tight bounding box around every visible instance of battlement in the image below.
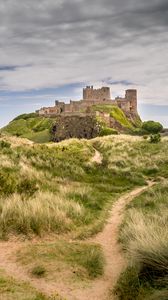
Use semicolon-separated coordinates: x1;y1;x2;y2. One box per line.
37;86;138;117
83;86;111;101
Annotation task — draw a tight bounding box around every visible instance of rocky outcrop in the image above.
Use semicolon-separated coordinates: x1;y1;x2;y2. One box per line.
52;115;99;142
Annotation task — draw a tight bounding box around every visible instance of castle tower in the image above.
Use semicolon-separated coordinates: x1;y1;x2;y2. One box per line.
125;89;137;113
83;86;111;101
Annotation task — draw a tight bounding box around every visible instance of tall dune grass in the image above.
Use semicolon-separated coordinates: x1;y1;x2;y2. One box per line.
121;209;168;276
0;191;85;237
115;183;168;299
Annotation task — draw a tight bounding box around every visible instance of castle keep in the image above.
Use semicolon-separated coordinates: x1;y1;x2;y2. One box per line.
37;86;137;117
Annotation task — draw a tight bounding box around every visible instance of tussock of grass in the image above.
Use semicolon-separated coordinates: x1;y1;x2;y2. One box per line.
31;265;46;277
121;209;168;276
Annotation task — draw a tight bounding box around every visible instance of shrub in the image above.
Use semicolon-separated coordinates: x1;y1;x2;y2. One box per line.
150;134;161;143
0;140;11;149
0;170;17;195
143;135;148;140
31;265;46;277
17;178;39;198
142;121;163;134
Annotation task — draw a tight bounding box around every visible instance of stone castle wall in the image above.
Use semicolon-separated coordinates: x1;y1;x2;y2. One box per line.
37;87;138;117
83;86;111;100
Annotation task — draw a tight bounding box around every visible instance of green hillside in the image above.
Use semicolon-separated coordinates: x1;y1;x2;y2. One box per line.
2;107;142;143
92;104;141;130
2;113;54;143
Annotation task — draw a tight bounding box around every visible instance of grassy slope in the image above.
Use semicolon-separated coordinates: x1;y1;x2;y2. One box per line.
1;107;142;144
0;134;168;297
113;182;168;300
1;113;54;143
0;134;168;240
92;104;138;130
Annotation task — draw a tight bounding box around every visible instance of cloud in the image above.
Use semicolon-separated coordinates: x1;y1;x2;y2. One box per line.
0;0;167;106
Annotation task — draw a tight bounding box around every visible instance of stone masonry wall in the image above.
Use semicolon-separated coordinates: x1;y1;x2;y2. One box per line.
83;86;111;100
52;115;99;142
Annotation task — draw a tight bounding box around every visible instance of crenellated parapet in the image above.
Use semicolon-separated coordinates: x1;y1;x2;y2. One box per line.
37;86;138;117
83;86;111;101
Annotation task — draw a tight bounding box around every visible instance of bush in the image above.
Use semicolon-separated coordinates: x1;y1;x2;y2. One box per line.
31;265;46;277
142;121;163;134
17;178;39;198
0;170;17;195
0;140;11;149
143;135;148;140
150;134;161;144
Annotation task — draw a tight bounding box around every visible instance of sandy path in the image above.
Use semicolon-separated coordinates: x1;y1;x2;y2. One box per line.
71;182;155;300
0;182;154;300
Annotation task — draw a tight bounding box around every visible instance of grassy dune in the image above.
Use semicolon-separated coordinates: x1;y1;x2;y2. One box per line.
0;134;168;298
0;134;168;239
114;182;168;300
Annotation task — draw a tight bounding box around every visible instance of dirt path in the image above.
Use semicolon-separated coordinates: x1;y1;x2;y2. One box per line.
71;182;155;300
0;182;154;300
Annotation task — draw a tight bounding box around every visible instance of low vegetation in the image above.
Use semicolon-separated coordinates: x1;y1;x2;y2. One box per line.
93;104;137;131
0;132;167;299
0;269;59;300
0;134;168;239
114;182;168;300
2;113;54;143
31;265;46;278
2;107;143;143
17;241;104;281
142;120;163;134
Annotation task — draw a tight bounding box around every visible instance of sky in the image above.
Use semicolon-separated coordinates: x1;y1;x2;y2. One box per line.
0;0;168;127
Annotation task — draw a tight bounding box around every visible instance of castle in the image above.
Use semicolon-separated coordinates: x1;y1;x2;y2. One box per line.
37;86;137;117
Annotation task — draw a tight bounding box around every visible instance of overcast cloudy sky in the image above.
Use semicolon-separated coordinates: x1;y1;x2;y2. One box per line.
0;0;168;127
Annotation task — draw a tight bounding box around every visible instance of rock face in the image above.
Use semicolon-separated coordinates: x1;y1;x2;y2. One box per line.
52;115;99;142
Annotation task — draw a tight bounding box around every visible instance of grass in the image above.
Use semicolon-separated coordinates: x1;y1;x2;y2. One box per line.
0;134;168;239
1;113;55;143
92;104;135;131
114;182;168;299
17;240;104;281
0;134;167;298
110;106;134;129
31;265;46;278
0;269;61;300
